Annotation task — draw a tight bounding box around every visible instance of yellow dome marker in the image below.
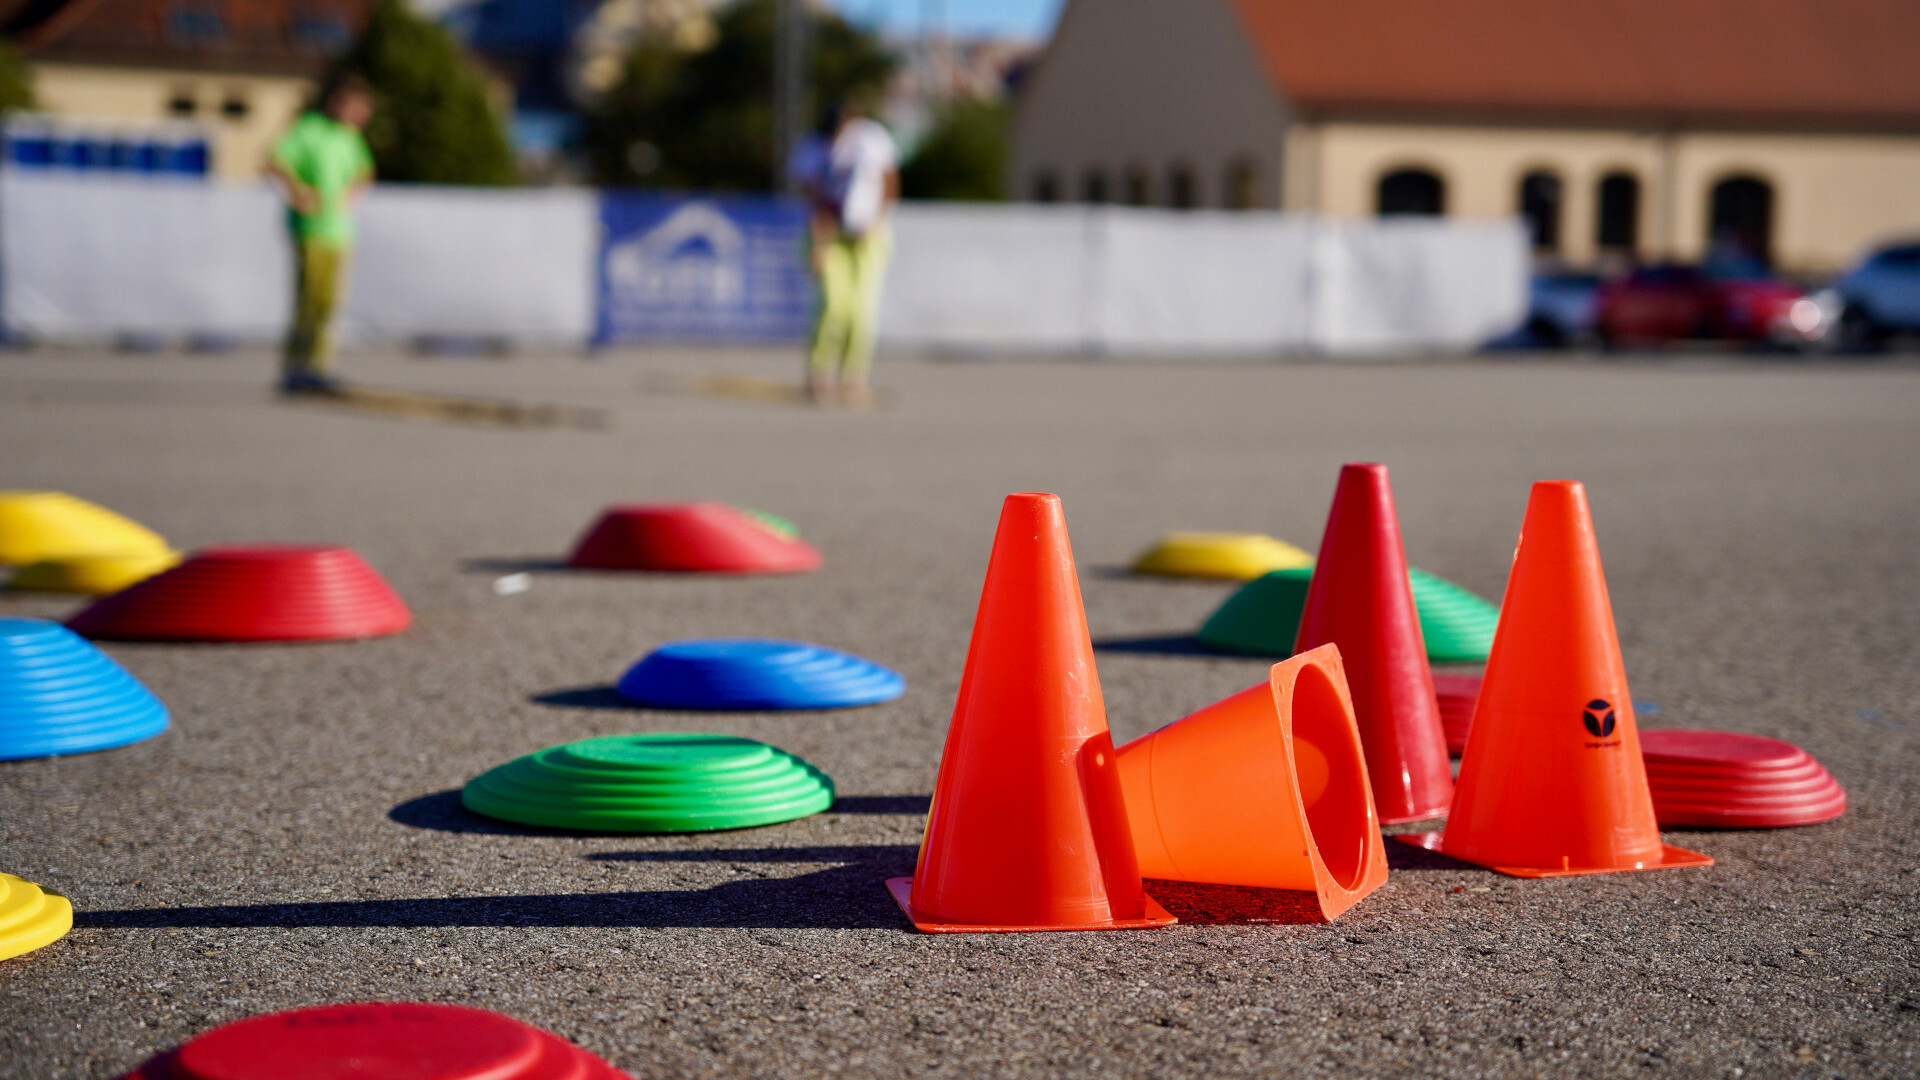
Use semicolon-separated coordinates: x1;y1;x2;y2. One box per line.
0;491;168;566
8;549;183;595
0;873;72;962
1130;532;1314;580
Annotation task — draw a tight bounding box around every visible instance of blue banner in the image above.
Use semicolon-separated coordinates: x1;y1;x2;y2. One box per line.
595;192;814;345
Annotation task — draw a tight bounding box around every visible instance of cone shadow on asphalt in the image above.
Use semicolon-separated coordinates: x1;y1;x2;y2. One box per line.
78;845;921;931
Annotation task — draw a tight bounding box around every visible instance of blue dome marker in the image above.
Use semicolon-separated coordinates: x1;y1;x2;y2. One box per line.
616;639;905;711
0;617;168;760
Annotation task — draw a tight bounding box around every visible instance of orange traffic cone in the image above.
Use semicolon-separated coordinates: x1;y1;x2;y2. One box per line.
1294;463;1453;824
1114;644;1389;921
1398;480;1711;877
887;493;1175;933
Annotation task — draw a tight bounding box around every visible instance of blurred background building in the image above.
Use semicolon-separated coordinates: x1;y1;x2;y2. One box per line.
1013;0;1920;274
0;0;366;178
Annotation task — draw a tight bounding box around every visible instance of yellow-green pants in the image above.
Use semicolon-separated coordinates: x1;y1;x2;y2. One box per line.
809;226;891;382
284;238;349;378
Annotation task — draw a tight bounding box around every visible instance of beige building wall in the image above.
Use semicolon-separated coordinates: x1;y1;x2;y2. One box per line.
31;63;316;180
1299;121;1920;273
1011;0;1286;208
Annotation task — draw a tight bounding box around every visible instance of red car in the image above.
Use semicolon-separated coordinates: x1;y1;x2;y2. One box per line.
1597;257;1821;347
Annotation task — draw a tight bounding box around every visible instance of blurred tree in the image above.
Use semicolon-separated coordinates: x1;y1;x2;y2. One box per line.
329;0;519;185
901;98;1009;201
0;40;34;113
585;0;894;191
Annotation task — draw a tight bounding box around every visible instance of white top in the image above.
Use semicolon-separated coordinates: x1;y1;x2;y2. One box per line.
792;118;897;236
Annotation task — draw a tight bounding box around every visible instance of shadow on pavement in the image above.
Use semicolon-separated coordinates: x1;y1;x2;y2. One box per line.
388;790;931;836
1090;634;1233;657
1143;880;1328;925
79;846;919;931
1383;836;1484;872
460;557;571;574
529;685;628;710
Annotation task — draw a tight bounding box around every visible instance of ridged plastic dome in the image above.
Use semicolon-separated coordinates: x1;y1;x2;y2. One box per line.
616;638;904;710
463;733;834;833
123;1002;633;1080
567;503;821;573
0;872;72;962
66;545;409;643
0;617;168;760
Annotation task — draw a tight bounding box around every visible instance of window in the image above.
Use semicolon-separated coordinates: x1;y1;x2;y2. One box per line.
1166;162;1198;209
1223;156;1259;210
1081;167;1109;204
167;89;198;117
1031;170;1060;203
1376;167;1445;216
1123;164;1151;206
1518;170;1562;252
220;94;251;121
1708;174;1774;265
1596;172;1640;253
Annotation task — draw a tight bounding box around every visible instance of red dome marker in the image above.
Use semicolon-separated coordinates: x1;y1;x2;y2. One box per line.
567;503;821;574
1431;671;1481;755
67;545;409;643
1638;729;1846;829
121;1002;632;1080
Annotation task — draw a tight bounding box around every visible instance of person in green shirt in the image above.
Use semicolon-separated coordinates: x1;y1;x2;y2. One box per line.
267;74;375;395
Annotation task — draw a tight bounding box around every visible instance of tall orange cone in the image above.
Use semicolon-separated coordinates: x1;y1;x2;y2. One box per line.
1398;480;1711;877
1294;463;1453;824
887;493;1175;932
1114;644;1389;921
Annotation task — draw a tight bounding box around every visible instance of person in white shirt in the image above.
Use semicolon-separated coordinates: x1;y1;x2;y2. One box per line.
789;97;898;407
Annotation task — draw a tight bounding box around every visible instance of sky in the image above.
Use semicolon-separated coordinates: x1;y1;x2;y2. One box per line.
830;0;1063;40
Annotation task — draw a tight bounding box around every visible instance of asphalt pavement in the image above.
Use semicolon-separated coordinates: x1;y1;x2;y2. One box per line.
2;345;1917;1079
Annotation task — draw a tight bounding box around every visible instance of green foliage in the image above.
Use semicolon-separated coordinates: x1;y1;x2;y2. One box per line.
585;0;895;191
0;40;35;114
329;0;518;185
901;98;1008;201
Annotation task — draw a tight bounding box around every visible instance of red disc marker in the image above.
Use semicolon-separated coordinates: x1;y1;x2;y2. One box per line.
567;503;820;574
123;1002;631;1080
68;545;409;643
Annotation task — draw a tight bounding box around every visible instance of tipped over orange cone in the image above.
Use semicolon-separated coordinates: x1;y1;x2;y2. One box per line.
1398;481;1710;877
1115;644;1389;921
887;493;1174;933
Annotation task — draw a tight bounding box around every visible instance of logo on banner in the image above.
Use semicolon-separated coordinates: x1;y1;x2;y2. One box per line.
604;202;745;310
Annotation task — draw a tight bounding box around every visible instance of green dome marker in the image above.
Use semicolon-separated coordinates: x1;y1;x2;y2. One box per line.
462;733;834;833
1197;566;1499;664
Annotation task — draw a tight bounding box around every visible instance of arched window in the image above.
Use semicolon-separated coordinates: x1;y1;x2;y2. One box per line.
1031;169;1060;203
1224;156;1259;210
1166;162;1198;209
1081;167;1109;204
1708;174;1774;264
1376;167;1445;216
1123;164;1152;206
1595;172;1640;253
1518;170;1563;251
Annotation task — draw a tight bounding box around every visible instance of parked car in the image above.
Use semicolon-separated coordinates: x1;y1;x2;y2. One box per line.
1484;272;1601;349
1596;256;1822;348
1815;240;1920;349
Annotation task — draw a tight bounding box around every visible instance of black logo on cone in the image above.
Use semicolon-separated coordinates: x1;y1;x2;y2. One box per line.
1583;699;1616;738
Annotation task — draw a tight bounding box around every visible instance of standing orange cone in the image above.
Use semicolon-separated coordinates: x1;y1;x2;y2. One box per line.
1398;481;1711;877
887;493;1175;932
1114;644;1389;921
1294;463;1453;824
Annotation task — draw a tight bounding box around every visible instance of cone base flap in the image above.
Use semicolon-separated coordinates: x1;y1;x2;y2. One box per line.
885;878;1176;934
1396;830;1712;877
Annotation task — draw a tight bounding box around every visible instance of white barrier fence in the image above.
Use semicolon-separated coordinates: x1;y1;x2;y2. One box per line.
879;204;1529;355
0;171;1528;355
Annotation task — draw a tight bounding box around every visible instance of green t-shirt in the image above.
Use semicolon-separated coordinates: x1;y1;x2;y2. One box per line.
271;111;373;244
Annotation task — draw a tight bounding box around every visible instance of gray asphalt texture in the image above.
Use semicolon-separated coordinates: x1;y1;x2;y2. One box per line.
2;346;1918;1079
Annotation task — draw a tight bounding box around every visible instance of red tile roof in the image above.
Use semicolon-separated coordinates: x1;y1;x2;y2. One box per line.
1228;0;1920;129
5;0;367;76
